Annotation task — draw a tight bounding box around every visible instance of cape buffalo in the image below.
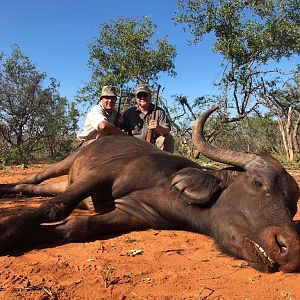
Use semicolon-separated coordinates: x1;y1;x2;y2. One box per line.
0;106;299;273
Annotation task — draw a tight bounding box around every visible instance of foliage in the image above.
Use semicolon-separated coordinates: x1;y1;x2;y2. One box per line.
175;0;300;113
176;0;300;65
170;94;283;160
259;67;300;161
175;0;300;161
175;0;300;114
213;113;282;154
77;16;177;108
0;45;79;165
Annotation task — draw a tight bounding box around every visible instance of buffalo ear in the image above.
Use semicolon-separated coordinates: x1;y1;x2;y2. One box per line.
171;167;222;205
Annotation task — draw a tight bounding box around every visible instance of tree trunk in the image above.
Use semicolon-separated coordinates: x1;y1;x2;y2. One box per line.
286;107;294;162
276;107;300;162
277;116;289;160
292;111;300;155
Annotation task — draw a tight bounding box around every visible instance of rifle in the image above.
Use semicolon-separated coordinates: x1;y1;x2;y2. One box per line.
145;84;161;144
114;84;123;126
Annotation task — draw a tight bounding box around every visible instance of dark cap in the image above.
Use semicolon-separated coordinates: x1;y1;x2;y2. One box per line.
135;84;151;95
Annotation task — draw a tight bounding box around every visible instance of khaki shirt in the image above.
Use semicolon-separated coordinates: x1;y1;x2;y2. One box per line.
123;103;171;141
77;102;117;141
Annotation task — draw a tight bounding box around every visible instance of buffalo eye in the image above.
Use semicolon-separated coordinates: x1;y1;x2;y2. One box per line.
254;180;262;187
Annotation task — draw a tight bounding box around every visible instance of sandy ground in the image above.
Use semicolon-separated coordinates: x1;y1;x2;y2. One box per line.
0;165;299;300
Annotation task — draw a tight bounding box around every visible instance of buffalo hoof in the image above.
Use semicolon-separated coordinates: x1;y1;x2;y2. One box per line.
0;214;37;251
0;184;16;197
0;184;16;188
0;216;22;250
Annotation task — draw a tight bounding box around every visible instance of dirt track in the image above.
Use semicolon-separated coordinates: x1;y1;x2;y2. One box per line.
0;166;299;300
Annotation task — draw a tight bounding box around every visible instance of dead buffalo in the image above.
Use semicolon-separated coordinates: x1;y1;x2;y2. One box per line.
0;106;299;273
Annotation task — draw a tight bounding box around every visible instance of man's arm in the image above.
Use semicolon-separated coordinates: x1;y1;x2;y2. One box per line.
98;121;127;135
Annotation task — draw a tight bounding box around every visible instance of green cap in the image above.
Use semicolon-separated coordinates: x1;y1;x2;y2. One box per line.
100;85;117;99
135;84;151;95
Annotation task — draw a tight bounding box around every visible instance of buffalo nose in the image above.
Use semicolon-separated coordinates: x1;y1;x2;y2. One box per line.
261;226;300;272
275;233;289;256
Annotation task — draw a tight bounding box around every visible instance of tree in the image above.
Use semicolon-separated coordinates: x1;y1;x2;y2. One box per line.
77;16;177;107
260;68;300;161
0;45;78;165
176;0;299;65
175;0;300;160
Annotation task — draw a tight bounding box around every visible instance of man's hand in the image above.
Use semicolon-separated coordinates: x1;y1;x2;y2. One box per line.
148;120;170;136
148;119;158;130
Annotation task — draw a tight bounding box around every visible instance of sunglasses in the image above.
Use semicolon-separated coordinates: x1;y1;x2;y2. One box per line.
137;92;149;98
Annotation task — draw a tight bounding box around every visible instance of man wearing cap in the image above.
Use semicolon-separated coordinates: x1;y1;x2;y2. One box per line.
77;85;125;148
123;83;174;153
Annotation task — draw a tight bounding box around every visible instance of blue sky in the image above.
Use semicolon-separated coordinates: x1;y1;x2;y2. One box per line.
1;0;298;120
0;1;222;109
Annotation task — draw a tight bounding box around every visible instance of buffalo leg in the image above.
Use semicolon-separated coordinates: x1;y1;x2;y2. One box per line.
0;181;94;211
0;172;102;248
7;150;81;186
0;181;68;197
32;209;146;245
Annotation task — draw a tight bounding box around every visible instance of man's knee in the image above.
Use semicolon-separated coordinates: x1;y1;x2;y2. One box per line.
155;135;174;153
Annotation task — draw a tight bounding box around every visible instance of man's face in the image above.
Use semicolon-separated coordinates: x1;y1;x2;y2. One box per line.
101;96;116;112
136;92;151;110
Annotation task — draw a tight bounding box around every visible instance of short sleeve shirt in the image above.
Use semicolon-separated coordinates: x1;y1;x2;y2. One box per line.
77;102;117;141
123;103;171;141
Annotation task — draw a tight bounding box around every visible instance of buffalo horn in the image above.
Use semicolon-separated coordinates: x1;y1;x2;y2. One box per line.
192;106;258;168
